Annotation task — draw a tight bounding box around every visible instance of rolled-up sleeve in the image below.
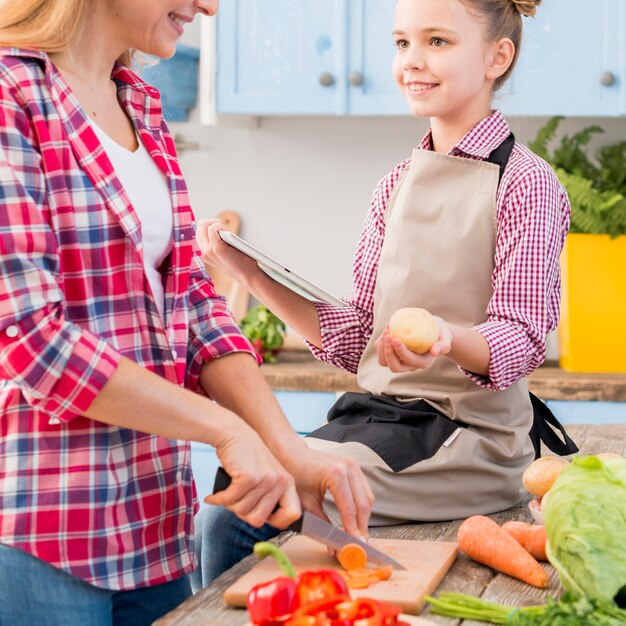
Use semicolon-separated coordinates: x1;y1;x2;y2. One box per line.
463;164;570;390
0;87;121;421
185;246;260;394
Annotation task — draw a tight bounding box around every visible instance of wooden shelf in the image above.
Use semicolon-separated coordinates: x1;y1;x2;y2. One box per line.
261;350;626;402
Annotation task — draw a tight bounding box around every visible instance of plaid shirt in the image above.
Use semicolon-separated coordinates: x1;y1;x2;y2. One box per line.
0;49;257;590
310;111;570;391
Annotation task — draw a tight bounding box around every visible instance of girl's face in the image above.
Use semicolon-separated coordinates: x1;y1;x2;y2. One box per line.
107;0;219;59
392;0;503;125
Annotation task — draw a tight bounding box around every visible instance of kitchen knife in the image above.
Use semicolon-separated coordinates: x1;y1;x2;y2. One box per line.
212;466;406;570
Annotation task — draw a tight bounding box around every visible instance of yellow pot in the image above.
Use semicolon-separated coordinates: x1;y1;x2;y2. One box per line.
559;233;626;372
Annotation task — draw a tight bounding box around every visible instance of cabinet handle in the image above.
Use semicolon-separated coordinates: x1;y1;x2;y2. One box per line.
348;71;364;87
600;71;616;87
319;72;335;88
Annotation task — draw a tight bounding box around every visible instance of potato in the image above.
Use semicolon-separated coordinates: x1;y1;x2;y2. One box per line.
539;490;550;512
522;456;569;497
388;307;438;354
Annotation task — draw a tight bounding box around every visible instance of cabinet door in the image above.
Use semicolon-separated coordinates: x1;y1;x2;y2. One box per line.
217;0;348;114
347;0;407;115
502;0;624;116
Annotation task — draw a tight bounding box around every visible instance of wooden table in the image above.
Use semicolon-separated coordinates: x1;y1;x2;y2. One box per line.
260;350;626;401
155;424;625;626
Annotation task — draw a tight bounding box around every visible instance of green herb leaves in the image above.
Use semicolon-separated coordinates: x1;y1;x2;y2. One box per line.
529;117;626;237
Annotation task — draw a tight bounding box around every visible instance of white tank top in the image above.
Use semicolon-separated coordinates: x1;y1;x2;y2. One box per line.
90;121;174;322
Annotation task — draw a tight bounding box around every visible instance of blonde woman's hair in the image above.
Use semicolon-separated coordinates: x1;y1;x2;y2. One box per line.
462;0;542;90
0;0;133;66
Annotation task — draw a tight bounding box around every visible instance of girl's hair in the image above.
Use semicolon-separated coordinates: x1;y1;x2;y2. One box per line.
462;0;542;90
0;0;132;66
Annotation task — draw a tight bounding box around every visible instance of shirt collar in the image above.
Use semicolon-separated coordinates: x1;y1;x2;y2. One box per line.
417;110;512;159
0;47;159;99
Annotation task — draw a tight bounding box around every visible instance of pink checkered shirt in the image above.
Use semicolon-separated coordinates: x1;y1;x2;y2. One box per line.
0;49;258;590
309;110;570;391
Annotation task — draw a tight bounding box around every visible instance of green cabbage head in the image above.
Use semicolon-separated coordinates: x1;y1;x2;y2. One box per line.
544;455;626;604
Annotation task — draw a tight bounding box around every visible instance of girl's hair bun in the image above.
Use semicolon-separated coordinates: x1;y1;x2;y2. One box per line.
510;0;542;18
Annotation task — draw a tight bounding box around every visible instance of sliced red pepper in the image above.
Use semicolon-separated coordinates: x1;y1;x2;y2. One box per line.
295;569;349;607
247;576;297;625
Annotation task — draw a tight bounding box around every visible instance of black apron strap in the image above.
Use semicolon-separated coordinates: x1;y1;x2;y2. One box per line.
486;132;516;185
529;392;579;459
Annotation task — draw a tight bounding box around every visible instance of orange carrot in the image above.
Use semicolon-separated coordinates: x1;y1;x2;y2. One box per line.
373;565;393;581
502;521;548;561
337;543;367;571
457;516;548;588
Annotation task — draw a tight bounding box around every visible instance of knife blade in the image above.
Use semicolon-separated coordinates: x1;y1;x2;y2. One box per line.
212;466;406;570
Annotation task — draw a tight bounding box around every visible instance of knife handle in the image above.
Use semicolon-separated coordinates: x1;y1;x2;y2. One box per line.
212;466;303;532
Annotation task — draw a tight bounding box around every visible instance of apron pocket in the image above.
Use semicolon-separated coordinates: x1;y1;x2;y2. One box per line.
307;392;465;472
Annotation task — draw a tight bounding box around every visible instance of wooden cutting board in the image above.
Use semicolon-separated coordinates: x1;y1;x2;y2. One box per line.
203;210;250;323
224;535;458;615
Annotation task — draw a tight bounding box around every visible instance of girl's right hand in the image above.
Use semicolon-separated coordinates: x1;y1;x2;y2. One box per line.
204;422;302;529
195;219;260;288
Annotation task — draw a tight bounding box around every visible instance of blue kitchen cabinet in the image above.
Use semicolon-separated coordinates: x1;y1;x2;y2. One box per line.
216;0;404;115
347;0;405;115
217;0;348;114
216;0;625;116
191;391;335;507
501;0;625;116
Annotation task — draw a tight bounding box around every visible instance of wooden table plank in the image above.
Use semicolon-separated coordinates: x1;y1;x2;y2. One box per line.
260;351;626;401
155;424;625;626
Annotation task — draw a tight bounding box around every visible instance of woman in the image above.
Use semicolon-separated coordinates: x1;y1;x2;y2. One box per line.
0;1;373;623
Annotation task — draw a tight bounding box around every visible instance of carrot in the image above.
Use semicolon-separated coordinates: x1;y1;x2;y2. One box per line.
373;564;393;581
457;516;548;588
337;543;367;571
502;521;548;561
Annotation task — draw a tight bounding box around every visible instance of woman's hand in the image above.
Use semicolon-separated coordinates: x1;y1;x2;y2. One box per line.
195;219;260;288
375;317;452;372
204;422;301;530
281;447;375;541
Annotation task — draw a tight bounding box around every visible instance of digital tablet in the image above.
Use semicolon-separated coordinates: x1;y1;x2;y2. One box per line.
218;230;348;308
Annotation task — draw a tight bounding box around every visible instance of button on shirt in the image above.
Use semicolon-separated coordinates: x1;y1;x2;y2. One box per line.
0;49;259;590
308;111;570;391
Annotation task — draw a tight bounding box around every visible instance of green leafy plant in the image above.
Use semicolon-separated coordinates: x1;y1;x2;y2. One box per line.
529;116;626;237
240;304;286;363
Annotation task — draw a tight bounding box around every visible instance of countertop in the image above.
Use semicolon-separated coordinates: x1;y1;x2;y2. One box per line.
260;350;626;402
155;423;626;626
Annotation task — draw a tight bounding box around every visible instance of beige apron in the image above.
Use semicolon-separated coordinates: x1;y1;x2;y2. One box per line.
307;142;535;524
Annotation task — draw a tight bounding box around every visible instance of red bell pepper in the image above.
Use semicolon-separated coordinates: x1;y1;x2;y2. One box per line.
295;569;349;607
246;542;407;626
247;576;297;625
247;542;298;625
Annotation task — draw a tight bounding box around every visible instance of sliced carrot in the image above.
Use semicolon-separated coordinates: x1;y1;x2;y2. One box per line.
345;578;372;589
457;516;548;588
502;521;548;561
373;565;393;581
337;543;368;571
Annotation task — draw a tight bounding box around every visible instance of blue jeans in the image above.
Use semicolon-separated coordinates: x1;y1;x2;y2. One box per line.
0;543;192;626
190;505;280;592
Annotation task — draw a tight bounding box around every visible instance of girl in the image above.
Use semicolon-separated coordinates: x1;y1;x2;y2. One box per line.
0;1;371;623
195;0;577;583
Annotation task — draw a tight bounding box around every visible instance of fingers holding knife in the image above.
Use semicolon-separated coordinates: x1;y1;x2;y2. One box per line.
204;469;301;529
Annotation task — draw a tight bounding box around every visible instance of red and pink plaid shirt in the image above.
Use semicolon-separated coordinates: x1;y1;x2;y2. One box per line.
0;49;258;590
310;111;570;391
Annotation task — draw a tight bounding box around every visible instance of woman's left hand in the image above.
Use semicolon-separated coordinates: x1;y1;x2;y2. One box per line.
375;317;452;372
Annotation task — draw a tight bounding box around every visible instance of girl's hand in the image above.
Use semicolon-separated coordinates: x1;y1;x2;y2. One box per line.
375;317;452;372
195;219;261;288
204;422;301;530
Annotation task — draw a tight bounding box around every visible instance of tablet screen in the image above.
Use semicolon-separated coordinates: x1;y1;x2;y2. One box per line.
218;231;348;308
